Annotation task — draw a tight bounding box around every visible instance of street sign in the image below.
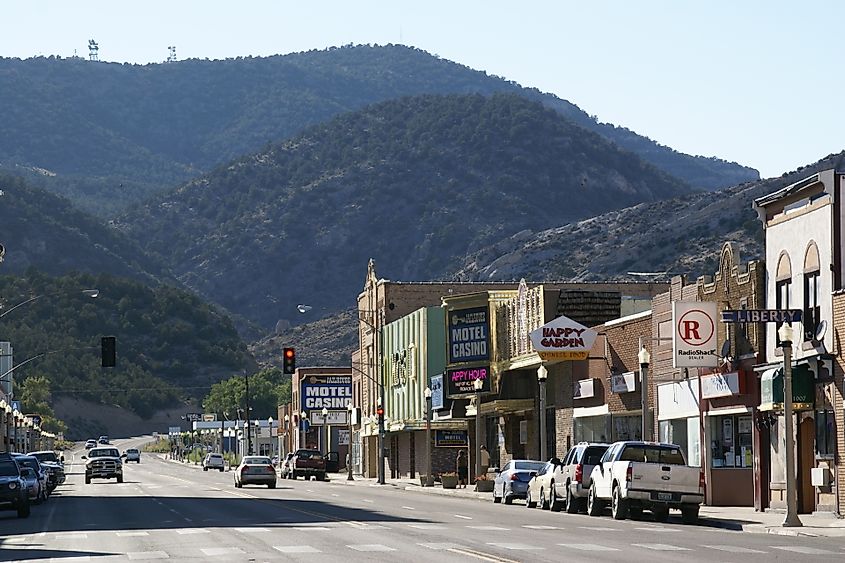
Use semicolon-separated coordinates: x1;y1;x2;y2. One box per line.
721;309;802;323
185;413;202;422
202;414;216;422
168;426;181;436
310;411;349;426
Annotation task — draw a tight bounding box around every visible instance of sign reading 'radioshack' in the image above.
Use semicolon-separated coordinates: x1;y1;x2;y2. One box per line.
530;315;597;361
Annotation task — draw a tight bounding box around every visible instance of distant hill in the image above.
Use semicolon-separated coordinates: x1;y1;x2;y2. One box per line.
0;45;757;216
454;152;845;283
117;93;692;329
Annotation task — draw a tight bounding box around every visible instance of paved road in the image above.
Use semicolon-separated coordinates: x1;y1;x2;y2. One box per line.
2;437;844;562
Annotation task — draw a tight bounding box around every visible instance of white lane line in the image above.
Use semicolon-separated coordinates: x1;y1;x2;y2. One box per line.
703;545;766;554
274;546;322;553
201;547;245;556
348;544;396;552
362;499;374;503
401;506;416;510
578;526;618;531
234;527;270;533
771;546;838;555
291;526;330;531
53;534;89;540
127;552;170;560
3;537;30;544
419;543;462;550
558;544;619;551
468;526;510;531
632;543;691;551
409;524;447;530
343;521;388;529
176;529;209;534
634;527;680;532
331;493;340;497
454;514;473;520
117;531;150;537
486;543;544;551
523;525;561;530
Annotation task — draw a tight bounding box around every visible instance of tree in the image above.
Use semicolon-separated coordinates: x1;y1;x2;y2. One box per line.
202;368;292;420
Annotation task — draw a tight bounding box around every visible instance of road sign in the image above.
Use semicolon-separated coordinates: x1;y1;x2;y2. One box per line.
202;414;216;422
309;411;349;426
185;413;201;422
721;309;802;323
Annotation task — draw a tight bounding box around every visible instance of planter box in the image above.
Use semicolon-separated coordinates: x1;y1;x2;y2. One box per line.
441;475;458;489
420;475;435;487
475;480;494;493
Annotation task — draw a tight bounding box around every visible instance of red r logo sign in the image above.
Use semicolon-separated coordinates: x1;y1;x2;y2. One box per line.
677;309;713;346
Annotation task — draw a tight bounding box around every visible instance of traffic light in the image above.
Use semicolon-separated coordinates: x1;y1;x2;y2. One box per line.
376;405;385;426
101;336;116;368
283;347;296;374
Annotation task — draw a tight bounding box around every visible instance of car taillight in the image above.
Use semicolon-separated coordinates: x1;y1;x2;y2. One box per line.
267;465;275;473
626;465;633;483
510;474;519;481
574;464;583;482
241;466;248;474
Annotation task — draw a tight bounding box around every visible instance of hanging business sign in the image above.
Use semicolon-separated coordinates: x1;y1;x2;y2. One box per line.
446;365;491;396
672;301;719;368
700;371;740;399
448;307;490;363
301;373;352;411
435;429;468;447
310;411;349;426
530;315;597;361
610;371;637;393
430;373;445;410
573;378;596;399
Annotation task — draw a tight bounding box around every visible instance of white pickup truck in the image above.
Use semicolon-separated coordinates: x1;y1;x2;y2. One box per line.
587;441;704;523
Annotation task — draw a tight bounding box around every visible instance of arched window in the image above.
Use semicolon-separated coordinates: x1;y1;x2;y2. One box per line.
775;253;792;345
803;243;821;342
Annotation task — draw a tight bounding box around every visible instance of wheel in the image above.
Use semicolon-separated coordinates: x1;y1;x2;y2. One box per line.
17;498;30;518
493;486;502;503
235;481;242;488
565;482;578;514
681;504;699;524
219;467;224;472
203;467;208;471
268;482;276;489
504;492;513;505
652;506;670;522
117;475;123;483
85;475;91;484
318;473;326;482
540;488;549;510
549;483;563;512
611;486;628;520
587;484;603;517
525;490;536;509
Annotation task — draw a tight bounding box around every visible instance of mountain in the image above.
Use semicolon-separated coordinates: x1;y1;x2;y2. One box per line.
117;93;693;329
0;45;757;216
454;152;845;283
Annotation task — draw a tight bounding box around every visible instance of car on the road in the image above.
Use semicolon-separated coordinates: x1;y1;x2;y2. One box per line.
12;455;49;503
279;452;295;478
98;435;110;444
492;459;545;505
82;447;124;484
289;449;326;481
0;453;30;518
548;442;609;513
124;448;141;463
29;450;66;490
202;453;225;472
234;456;276;488
85;439;97;449
525;459;559;509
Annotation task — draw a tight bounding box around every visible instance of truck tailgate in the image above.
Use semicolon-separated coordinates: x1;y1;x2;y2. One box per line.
631;463;700;495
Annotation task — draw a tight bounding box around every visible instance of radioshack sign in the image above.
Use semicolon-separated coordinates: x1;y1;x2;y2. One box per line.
530;315;597;361
672;301;718;368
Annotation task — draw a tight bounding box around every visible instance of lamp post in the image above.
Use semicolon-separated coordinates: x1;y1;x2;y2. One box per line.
346;402;354;481
268;417;274;458
778;323;803;527
424;386;433;487
321;407;329;456
638;338;652;442
284;414;290;456
537;364;548;461
244;369;253;456
473;377;483;480
300;411;307;450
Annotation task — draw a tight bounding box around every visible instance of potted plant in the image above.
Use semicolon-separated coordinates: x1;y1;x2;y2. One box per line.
440;472;458;489
474;473;494;492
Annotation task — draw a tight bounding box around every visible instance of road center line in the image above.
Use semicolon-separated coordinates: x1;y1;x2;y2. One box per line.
453;514;473;520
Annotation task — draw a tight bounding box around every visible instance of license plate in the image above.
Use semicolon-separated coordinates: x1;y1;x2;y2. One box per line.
657;492;672;501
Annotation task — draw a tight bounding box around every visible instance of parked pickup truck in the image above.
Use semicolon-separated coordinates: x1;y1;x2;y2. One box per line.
289;449;326;481
587;441;704;523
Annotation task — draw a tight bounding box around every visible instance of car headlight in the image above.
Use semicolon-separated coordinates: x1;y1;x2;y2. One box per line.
9;482;16;489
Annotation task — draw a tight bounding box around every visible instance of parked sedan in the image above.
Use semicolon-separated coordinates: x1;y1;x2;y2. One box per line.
492;459;546;505
234;456;277;488
526;459;559;509
13;456;48;504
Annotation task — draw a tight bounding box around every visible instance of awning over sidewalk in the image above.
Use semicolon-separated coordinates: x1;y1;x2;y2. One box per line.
759;365;814;411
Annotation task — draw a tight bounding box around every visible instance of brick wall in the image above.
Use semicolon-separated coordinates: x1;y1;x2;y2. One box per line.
833;291;845;513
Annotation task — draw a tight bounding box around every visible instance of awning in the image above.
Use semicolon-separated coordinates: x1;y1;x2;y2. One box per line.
760;365;814;411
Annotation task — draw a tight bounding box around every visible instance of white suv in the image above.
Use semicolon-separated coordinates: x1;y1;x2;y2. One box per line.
124;449;141;463
202;453;225;472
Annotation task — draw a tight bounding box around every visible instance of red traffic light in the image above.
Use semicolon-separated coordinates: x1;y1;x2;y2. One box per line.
376;406;384;416
284;348;294;359
282;347;296;374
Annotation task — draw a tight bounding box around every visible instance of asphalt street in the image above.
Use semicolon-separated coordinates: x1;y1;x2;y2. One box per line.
2;436;844;562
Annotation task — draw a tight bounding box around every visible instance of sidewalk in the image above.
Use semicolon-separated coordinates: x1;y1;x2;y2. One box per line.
326;473;845;538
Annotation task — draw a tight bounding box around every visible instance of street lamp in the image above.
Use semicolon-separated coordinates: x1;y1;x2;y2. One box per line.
268;417;274;458
537;364;548;462
778;323;803;527
300;411;307;450
346;402;354;481
321;407;329;456
0;288;99;320
473;377;484;480
284;414;290;456
638;340;651;442
424;386;433;487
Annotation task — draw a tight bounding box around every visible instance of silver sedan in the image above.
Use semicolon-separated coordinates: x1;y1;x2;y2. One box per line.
234;456;277;488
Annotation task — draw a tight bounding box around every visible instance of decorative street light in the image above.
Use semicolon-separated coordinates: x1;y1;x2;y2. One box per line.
346;402;354;481
473;377;484;481
638;339;652;442
268;417;274;458
778;323;803;528
321;407;329;456
537;364;548;461
300;410;307;451
0;288;99;320
424;386;433;487
284;414;290;456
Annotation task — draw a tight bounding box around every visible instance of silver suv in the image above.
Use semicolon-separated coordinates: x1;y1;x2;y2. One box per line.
549;442;609;513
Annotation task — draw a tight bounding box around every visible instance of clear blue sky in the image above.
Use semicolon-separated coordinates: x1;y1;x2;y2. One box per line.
2;1;840;179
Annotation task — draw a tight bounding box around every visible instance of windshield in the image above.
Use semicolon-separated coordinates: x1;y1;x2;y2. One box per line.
295;450;322;459
127;449;139;454
243;457;271;465
89;449;120;458
16;458;38;470
514;461;546;472
32;452;59;463
0;461;19;477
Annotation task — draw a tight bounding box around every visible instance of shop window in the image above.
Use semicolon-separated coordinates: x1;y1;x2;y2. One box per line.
612;415;641;441
803;271;821;342
816;410;835;458
709;414;753;468
574;415;609;443
659;417;700;467
775;278;791;346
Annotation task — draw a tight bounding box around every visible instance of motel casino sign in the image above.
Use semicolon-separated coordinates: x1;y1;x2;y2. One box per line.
448;306;490;364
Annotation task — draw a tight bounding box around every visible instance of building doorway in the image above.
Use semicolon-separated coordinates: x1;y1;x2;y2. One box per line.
797;416;815;513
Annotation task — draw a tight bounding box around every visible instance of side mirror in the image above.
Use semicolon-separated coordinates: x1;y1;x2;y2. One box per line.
81;455;87;460
121;453;127;458
21;468;34;478
530;471;538;478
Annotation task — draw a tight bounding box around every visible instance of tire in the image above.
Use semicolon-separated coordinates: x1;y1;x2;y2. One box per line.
85;475;91;484
549;483;563;512
203;467;208;471
17;498;30;518
587;484;603;517
318;473;326;482
493;486;501;503
268;482;276;489
117;475;123;484
525;490;536;509
652;506;670;522
565;482;578;514
681;504;699;524
219;468;224;472
235;481;242;488
611;485;628;520
540;488;549;510
504;494;513;505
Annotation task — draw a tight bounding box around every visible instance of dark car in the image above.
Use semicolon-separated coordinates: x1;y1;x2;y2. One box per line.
12;455;49;503
492;459;545;505
0;453;30;518
29;451;66;490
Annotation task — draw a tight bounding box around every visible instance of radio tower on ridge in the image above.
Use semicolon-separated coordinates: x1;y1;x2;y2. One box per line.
88;39;99;61
167;45;177;63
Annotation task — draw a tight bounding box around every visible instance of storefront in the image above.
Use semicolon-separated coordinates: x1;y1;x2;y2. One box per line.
657;378;701;468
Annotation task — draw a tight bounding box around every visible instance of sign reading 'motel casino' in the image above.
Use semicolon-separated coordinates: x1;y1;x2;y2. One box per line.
301;374;352;411
448;307;490;363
